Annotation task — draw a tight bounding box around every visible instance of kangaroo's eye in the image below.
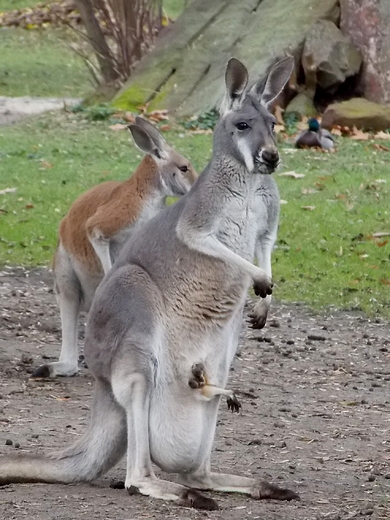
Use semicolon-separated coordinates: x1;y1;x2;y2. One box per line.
236;122;249;131
179;166;188;173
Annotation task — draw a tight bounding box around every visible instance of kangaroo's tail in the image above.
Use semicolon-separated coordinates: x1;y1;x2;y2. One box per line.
0;379;126;485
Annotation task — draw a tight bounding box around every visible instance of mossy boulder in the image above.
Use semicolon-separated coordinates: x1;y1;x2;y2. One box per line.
113;0;339;116
321;98;390;131
285;93;317;118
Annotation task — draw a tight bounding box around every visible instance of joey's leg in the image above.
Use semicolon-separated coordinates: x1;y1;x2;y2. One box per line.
111;360;218;510
178;471;299;501
88;233;112;275
189;363;241;412
249;235;275;329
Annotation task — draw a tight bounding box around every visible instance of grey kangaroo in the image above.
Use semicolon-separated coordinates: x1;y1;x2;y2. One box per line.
0;57;299;510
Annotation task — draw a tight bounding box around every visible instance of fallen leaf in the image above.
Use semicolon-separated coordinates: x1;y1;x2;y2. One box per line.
350;126;369;140
274;124;285;134
40;161;53;168
371;143;390;152
380;279;390;285
301;187;318;194
190;129;213;135
279;199;288;205
331;127;342;136
372;232;390;238
374;131;390;140
109;123;128;131
376;240;388;247
301;205;316;210
274;105;285;125
122;112;136;123
159;124;171;132
25;204;34;209
0;187;17;195
278;171;305;179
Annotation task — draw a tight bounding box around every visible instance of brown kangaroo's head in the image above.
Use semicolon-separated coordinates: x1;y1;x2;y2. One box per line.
129;117;197;197
215;56;294;175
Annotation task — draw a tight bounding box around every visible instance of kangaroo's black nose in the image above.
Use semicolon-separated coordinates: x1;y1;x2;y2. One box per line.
262;148;279;166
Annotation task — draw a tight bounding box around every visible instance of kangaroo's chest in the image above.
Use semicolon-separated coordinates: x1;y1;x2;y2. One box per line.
217;191;259;261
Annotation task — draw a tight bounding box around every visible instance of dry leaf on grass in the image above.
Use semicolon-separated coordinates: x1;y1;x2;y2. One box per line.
374;131;390;140
278;171;305;179
0;187;17;195
301;187;318;195
371;143;390;152
372;231;390;238
301;205;316;210
190;129;213;135
109;123;128;131
274;105;285;125
350;126;370;140
274;124;285;134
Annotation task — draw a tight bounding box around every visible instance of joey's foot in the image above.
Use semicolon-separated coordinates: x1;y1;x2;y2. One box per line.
253;279;273;299
247;310;267;329
178;488;219;510
188;363;206;389
227;394;242;413
254;481;300;501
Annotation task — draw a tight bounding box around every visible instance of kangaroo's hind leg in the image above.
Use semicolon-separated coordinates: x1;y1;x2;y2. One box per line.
109;338;218;511
32;245;81;378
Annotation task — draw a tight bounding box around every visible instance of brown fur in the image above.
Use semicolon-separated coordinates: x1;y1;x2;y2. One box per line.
59;156;160;274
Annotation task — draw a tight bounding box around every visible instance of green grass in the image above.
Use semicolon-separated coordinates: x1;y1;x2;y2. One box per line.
0;0;41;10
0;28;91;97
0;112;389;319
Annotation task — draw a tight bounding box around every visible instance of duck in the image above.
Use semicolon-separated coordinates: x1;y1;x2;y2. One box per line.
295;118;335;150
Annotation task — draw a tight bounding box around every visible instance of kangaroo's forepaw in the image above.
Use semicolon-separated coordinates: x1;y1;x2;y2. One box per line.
227;394;242;413
178;488;219;510
188;363;206;389
255;481;300;501
253;279;273;299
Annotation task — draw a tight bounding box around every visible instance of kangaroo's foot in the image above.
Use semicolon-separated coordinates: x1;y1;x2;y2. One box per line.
178;472;299;501
30;360;79;379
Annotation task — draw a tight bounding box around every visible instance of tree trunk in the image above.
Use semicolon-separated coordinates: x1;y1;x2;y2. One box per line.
75;0;120;85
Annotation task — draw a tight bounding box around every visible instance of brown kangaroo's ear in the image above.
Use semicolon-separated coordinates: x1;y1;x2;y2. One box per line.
253;56;294;108
128;125;165;159
134;117;167;151
220;58;249;114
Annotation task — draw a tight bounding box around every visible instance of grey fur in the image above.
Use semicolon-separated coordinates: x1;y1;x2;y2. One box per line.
0;57;298;508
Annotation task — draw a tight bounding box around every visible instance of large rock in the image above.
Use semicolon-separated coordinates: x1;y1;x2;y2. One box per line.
340;0;390;104
284;93;317;118
113;0;339;116
302;20;362;91
321;98;390;131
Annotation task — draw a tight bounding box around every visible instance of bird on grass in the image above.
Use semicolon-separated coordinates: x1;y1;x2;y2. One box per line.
295;118;335;150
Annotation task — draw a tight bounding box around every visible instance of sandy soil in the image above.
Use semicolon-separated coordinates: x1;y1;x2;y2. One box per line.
0;266;389;519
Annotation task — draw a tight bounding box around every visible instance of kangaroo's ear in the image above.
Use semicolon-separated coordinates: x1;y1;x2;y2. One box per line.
220;58;249;114
251;56;294;108
128;124;167;159
134;116;167;151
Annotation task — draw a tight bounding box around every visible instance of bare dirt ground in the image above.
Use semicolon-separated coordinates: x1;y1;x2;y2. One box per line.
0;266;389;520
0;97;80;125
